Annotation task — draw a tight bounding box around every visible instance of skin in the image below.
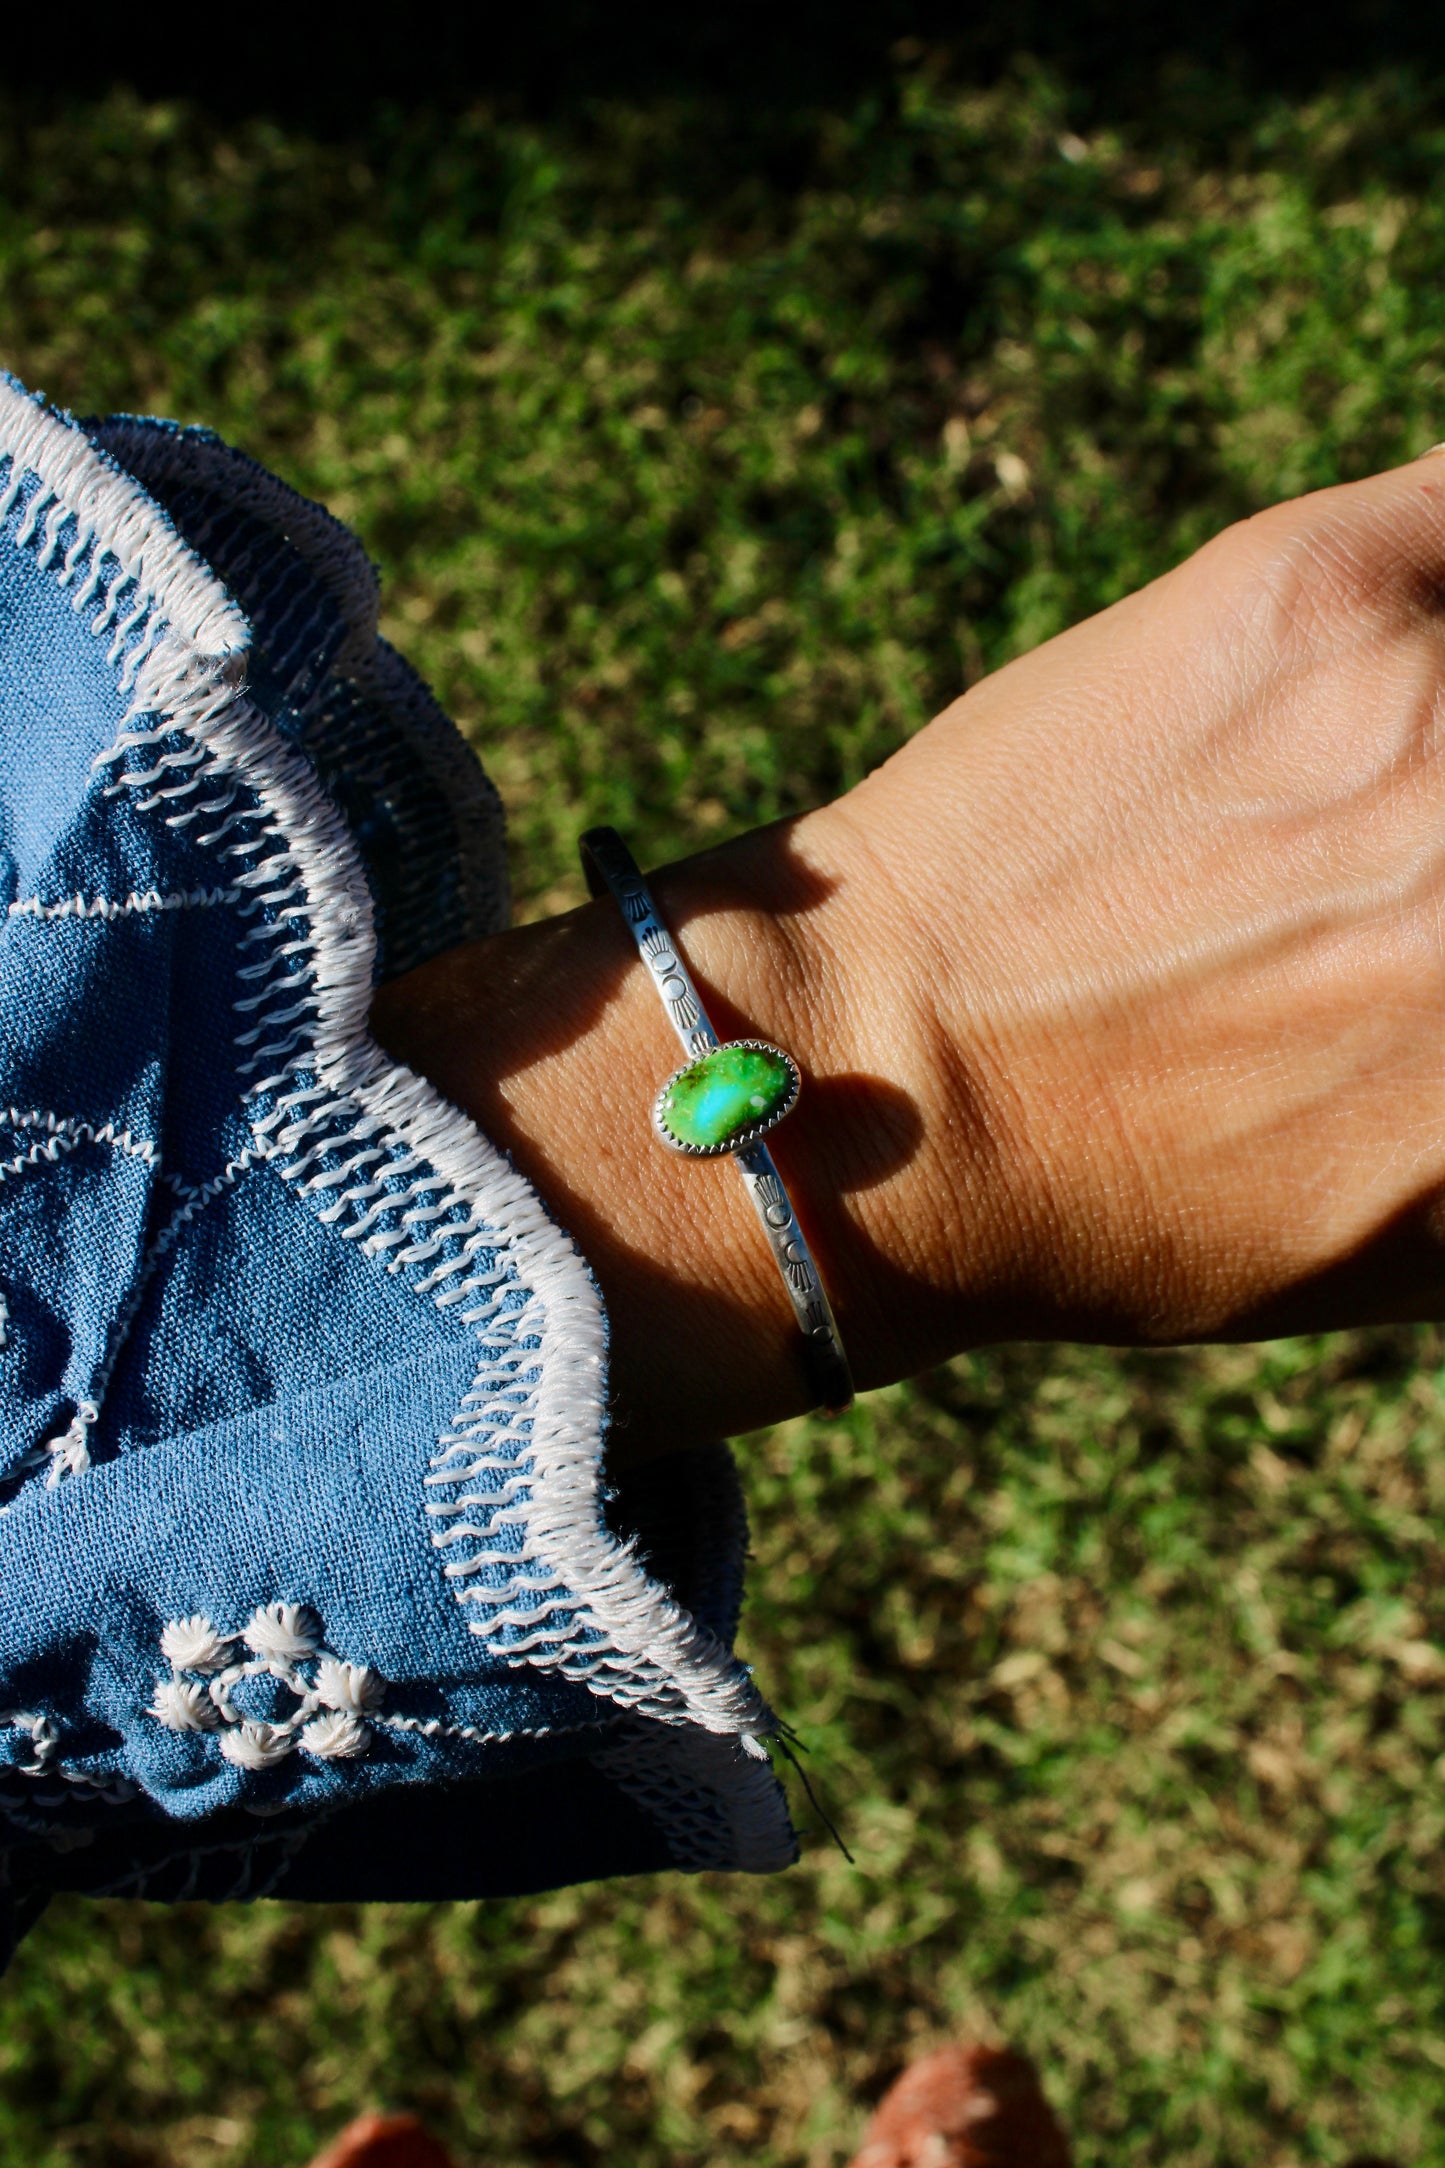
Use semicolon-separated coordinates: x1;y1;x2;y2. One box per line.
374;452;1445;1467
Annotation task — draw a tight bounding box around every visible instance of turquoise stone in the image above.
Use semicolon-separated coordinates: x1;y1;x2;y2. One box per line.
657;1042;796;1153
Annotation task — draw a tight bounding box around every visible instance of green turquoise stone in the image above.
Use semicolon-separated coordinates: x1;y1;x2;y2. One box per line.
657;1042;796;1152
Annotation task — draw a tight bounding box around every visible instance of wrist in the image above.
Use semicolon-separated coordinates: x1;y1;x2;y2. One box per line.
370;795;1032;1460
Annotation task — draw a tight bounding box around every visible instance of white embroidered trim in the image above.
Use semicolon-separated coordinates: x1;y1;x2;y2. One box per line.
377;1710;572;1747
149;1605;386;1766
3;1144;260;1494
0;378;773;1759
148;1606;570;1766
0;1113;154;1468
0;1707;60;1777
37;1400;99;1487
0;1106;178;1485
0;1105;157;1172
82;417;511;960
8;887;241;920
87;416;381;679
0;376;248;673
0;1706;137;1806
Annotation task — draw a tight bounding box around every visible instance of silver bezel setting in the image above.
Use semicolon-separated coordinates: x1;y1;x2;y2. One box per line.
580;824;853;1413
653;1039;801;1157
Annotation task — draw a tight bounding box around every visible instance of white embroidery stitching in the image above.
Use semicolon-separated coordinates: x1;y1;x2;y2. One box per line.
0;1708;58;1777
0;1707;137;1806
37;1399;98;1487
0;1110;204;1486
0;391;248;670
0;1106;157;1172
149;1606;386;1766
0;381;777;1773
6;887;242;920
147;1606;562;1766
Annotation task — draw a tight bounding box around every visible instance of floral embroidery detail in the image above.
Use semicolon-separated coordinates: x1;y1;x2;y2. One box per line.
218;1721;293;1771
242;1602;321;1664
149;1606;388;1769
300;1709;371;1760
148;1677;221;1733
313;1655;385;1716
159;1614;236;1673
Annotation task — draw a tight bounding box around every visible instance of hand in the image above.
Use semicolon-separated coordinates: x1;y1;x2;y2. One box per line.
374;453;1445;1461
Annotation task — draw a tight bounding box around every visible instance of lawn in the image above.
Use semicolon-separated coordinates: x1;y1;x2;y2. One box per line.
3;45;1445;2167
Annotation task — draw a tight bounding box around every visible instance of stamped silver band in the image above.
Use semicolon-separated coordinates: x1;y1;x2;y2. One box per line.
580;825;854;1417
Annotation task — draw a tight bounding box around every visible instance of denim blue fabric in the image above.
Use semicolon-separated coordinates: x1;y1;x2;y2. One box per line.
0;376;793;1959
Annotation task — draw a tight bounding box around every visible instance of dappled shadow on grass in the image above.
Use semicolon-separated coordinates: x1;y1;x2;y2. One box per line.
7;44;1445;2168
749;1332;1445;2151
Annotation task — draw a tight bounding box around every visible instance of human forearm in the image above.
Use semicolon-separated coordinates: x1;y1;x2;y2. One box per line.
376;451;1445;1464
370;800;1018;1460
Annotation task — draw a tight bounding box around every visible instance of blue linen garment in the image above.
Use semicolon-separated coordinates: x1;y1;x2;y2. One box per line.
0;374;794;1959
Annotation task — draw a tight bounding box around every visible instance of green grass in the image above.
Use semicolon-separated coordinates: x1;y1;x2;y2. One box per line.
4;53;1445;2167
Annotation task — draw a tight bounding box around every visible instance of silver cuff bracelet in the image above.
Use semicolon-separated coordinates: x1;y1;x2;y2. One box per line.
580;825;854;1417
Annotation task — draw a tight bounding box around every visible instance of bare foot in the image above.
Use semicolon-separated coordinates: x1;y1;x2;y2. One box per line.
848;2043;1072;2168
304;2112;459;2168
